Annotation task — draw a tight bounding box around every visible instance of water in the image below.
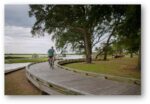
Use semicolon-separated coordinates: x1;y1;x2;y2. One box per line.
62;55;84;60
5;63;30;71
5;55;84;71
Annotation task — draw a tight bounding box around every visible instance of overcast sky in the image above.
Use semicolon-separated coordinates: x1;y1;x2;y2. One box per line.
4;4;103;54
5;5;55;54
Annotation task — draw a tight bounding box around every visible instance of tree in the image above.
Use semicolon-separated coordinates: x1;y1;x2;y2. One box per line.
94;5;141;61
97;6;126;60
117;5;141;56
51;29;85;53
29;5;140;64
29;5;112;63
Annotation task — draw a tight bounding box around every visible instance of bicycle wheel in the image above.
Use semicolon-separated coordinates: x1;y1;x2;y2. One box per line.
51;60;54;69
48;59;52;69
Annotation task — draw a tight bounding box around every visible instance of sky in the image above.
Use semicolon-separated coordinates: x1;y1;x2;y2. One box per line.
5;5;55;54
4;4;102;54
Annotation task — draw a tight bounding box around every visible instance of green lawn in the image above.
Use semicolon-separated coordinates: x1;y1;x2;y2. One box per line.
64;57;141;79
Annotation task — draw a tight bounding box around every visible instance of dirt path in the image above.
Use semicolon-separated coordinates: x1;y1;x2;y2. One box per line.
5;69;41;95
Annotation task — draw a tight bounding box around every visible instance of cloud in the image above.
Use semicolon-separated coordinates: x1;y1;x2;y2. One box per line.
4;5;56;54
5;26;55;54
4;5;99;54
5;5;35;27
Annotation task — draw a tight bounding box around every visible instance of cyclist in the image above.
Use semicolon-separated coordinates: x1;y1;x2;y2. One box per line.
48;46;55;69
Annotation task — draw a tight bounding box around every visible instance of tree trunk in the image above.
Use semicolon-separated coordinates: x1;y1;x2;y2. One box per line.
103;33;113;61
130;52;133;58
138;46;141;70
103;47;107;60
83;31;92;63
95;49;103;59
74;27;92;63
119;49;123;55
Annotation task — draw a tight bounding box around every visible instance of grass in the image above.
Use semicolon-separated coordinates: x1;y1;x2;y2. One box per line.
5;54;49;63
64;57;141;79
5;69;41;95
5;54;47;57
5;57;48;63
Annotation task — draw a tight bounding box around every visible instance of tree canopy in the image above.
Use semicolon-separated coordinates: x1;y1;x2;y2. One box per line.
29;5;141;63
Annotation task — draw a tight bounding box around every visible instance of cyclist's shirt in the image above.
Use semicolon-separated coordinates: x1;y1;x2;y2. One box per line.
48;49;55;57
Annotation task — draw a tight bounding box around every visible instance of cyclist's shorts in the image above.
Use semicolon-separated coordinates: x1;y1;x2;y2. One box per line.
49;56;53;58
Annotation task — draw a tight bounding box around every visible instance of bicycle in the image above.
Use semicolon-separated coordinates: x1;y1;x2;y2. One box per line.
48;57;54;69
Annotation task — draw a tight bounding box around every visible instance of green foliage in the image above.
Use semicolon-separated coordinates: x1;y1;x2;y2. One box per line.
116;5;141;53
29;5;114;63
29;5;141;63
95;5;141;59
5;58;48;64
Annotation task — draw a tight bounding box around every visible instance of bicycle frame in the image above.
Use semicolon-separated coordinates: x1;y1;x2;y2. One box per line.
48;57;54;69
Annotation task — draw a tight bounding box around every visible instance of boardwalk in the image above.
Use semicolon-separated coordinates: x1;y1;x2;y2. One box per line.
27;62;141;95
